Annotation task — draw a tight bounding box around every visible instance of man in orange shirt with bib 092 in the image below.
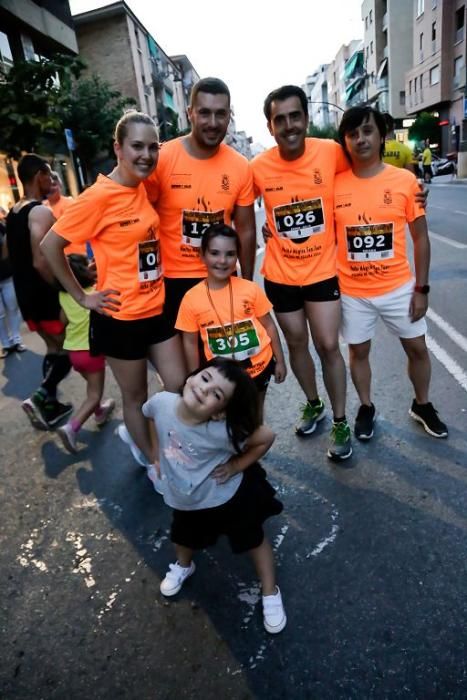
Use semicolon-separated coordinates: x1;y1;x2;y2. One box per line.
334;106;447;440
144;77;256;330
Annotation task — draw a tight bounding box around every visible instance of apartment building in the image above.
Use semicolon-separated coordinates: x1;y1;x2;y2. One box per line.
362;0;414;120
73;1;185;140
303;41;361;131
0;0;79;208
405;0;466;155
171;54;200;132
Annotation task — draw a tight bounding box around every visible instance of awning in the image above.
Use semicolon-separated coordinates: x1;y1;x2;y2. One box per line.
376;58;388;81
344;77;365;102
344;51;364;80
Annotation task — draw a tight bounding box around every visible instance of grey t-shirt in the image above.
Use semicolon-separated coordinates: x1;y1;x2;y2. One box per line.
142;391;243;511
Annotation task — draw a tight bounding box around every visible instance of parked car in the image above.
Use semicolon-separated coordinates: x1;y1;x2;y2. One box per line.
417;152;457;177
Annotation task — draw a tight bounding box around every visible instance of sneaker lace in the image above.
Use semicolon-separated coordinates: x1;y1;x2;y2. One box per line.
331;421;350;445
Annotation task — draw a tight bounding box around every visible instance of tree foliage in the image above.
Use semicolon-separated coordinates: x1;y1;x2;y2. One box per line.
307;123;339;141
0;54;135;177
408;112;440;145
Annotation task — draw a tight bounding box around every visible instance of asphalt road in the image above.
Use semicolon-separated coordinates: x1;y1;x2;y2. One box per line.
1;181;466;699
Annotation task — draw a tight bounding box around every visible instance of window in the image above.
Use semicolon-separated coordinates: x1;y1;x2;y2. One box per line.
419;32;423;49
369;9;373;23
455;6;465;42
429;64;440;84
370;41;374;54
414;76;418;91
399;90;406;105
409;79;412;94
431;22;436;41
0;31;13;70
417;0;424;16
365;16;368;30
454;55;464;86
20;33;35;61
432;0;436;7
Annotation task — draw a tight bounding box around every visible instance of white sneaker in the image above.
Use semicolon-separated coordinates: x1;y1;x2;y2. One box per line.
58;424;78;453
95;398;116;427
262;586;287;634
116;423;150;467
160;561;196;597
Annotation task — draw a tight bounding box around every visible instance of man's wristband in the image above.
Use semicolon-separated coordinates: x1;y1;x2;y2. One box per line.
414;284;430;294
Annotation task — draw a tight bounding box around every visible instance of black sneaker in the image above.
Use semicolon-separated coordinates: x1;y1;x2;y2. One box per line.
354;403;376;440
43;400;73;427
22;391;50;430
409;400;448;438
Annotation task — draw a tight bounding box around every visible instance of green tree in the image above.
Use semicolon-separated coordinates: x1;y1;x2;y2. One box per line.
66;74;136;179
408;112;440;145
307;124;339;140
0;54;84;158
0;54;135;179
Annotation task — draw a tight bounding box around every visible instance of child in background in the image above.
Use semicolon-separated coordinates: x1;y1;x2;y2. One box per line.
143;358;286;634
176;223;286;419
57;254;115;452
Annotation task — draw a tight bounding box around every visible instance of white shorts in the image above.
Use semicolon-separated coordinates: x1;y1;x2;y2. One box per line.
341;280;427;345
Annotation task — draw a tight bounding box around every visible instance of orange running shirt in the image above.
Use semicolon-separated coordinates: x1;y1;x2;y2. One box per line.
53;175;164;320
45;196;86;255
176;276;273;378
144;138;254;278
251;138;349;286
334;165;425;297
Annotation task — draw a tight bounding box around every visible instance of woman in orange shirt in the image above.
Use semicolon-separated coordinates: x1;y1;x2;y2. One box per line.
41;111;186;465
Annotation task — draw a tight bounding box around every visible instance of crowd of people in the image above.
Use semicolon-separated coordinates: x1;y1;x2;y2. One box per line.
3;77;449;635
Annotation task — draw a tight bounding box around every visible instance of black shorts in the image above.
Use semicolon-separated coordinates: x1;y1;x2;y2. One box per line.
253;356;275;392
89;311;175;360
170;463;283;554
264;276;340;313
164;277;205;331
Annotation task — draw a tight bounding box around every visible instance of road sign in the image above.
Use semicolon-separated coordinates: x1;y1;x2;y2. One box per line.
64;128;76;151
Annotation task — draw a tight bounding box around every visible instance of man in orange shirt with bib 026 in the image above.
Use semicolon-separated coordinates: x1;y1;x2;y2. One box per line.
144;77;256;331
252;85;352;462
334;106;447;440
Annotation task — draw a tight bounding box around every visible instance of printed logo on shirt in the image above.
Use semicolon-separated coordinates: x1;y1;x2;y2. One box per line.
120;218;140;227
383;190;392;205
313;169;323;185
221;174;230;192
170;174;192;190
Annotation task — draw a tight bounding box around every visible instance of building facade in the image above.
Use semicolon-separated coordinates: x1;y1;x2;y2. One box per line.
362;0;414;119
0;0;79;208
405;0;466;155
72;1;186;140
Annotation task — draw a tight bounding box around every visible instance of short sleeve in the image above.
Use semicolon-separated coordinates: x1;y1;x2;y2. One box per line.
144;169;160;205
253;283;273;317
235;161;255;207
142;392;161;419
175;290;199;332
52;187;105;244
335;141;351;174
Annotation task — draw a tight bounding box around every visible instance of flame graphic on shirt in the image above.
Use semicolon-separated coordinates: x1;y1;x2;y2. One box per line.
358;212;372;225
197;197;212;212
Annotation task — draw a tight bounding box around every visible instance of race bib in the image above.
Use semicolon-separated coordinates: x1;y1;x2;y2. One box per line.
273;198;325;239
181;209;224;247
206;319;260;362
138;240;162;282
346;223;394;261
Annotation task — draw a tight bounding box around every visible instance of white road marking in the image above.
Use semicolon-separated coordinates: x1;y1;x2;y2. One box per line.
426;334;467;393
427;309;467;354
306;508;339;559
428;230;467;249
454;210;467;215
256;246;265;256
